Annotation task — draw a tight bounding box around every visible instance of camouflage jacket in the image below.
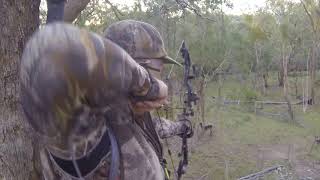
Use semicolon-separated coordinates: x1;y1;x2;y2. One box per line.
40;114;187;180
20;23;188;180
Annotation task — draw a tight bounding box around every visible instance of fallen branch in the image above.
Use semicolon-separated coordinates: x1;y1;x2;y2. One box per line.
238;165;284;180
197;173;209;180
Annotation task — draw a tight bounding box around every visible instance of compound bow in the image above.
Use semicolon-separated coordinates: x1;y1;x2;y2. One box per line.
176;40;199;180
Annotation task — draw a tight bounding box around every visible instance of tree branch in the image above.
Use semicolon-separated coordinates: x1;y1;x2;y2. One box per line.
64;0;91;22
105;0;124;21
300;0;316;34
175;0;215;22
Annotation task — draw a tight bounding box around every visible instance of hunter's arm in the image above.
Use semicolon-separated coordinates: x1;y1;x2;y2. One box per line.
20;23;158;137
152;117;190;139
99;37;159;101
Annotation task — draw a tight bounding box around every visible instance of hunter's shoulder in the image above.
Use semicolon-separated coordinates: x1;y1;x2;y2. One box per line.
23;22;127;56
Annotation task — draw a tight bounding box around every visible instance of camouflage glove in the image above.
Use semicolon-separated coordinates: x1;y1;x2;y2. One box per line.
177;118;193;139
132;76;160;101
130;77;168;115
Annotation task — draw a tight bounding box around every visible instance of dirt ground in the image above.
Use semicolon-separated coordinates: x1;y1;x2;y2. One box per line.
164;126;320;180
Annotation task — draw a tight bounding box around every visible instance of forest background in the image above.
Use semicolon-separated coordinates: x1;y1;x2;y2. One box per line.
1;0;320;179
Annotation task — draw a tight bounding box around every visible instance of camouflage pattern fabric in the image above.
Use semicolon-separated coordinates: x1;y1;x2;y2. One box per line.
104;19;193;179
153;118;191;139
20;22;155;143
104;19;191;140
20;21;190;180
20;22;166;180
103;20;182;66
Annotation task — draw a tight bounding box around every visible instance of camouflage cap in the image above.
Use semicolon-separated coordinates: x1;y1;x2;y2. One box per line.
103;20;182;67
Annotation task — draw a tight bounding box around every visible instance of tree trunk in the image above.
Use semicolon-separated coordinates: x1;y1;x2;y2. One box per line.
263;73;268;89
294;74;298;98
254;42;264;93
166;13;170;51
282;48;294;122
301;0;318;105
198;75;206;123
0;0;41;179
278;61;284;87
310;44;316;105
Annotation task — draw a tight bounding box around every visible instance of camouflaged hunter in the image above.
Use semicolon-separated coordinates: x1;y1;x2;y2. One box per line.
104;19;193;179
20;21;190;180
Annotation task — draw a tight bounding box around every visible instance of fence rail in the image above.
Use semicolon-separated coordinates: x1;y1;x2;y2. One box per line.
212;97;312;106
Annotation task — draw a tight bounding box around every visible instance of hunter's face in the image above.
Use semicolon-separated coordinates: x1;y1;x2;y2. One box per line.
139;59;164;79
149;59;164;79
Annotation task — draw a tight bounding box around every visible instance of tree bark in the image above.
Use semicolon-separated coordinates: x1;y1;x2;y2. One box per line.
0;0;41;179
64;0;90;22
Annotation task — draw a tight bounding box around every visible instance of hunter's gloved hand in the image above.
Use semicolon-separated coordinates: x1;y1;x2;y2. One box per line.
130;78;168;115
177;118;193;139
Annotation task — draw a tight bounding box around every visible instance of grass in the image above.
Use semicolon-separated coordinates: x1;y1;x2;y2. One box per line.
164;72;320;179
